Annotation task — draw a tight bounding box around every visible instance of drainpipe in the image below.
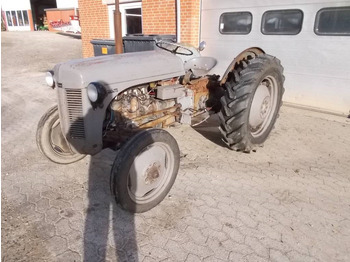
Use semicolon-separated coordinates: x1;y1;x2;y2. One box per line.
114;0;123;54
176;0;181;43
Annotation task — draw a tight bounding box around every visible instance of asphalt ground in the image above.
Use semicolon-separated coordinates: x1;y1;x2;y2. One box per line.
2;31;350;262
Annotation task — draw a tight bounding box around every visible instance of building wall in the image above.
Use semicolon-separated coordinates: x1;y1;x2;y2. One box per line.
28;10;34;31
142;0;200;46
2;0;33;31
2;0;31;10
79;0;201;58
142;0;176;35
46;9;76;31
179;0;200;46
78;0;110;58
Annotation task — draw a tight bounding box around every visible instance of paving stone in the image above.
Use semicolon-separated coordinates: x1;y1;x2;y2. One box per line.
56;250;81;262
203;213;223;231
244;253;269;262
186;226;207;245
66;229;83;253
36;198;50;213
206;237;230;261
185;253;201;262
56;218;73;236
140;244;169;260
270;249;290;262
165;239;187;261
228;251;250;262
181;242;214;259
45;236;68;257
201;227;228;242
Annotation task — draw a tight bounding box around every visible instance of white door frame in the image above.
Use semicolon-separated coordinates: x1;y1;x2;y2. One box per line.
108;2;142;38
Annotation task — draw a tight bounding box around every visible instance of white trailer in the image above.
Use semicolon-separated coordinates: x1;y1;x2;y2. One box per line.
201;0;350;115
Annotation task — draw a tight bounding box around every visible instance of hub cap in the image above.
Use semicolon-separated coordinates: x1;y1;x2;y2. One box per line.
128;142;174;203
249;75;278;138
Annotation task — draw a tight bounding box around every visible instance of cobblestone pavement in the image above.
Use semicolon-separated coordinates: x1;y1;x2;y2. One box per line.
2;32;350;262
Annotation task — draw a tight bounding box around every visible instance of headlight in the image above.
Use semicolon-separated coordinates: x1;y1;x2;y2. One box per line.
45;71;55;88
87;82;107;108
87;83;98;102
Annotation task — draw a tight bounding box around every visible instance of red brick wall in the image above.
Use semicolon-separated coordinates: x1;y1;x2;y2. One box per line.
78;0;110;58
28;10;34;31
179;0;200;47
142;0;200;47
142;0;176;35
46;9;75;31
79;0;201;57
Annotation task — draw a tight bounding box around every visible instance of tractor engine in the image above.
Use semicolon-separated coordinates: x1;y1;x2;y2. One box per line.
104;76;221;146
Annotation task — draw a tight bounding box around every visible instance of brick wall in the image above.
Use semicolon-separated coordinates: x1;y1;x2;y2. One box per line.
79;0;201;57
46;9;75;31
142;0;176;35
179;0;200;47
142;0;200;47
78;0;110;57
28;10;34;31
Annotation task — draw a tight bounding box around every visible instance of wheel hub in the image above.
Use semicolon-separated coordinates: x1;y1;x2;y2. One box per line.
260;96;270;119
249;84;271;129
129;143;171;199
144;162;161;185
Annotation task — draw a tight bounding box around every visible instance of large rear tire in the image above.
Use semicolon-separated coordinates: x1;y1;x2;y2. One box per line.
110;129;180;213
36;106;86;164
219;54;285;152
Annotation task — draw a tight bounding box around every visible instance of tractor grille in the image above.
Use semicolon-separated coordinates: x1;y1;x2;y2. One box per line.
65;88;85;139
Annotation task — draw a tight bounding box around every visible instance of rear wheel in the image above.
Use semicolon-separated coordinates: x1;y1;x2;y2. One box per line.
219;54;285;152
36;106;86;164
110;129;180;213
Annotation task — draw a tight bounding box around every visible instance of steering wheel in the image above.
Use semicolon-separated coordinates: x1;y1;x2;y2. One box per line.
155;40;194;56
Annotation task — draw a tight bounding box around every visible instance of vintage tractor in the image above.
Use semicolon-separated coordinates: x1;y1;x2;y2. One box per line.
37;40;284;212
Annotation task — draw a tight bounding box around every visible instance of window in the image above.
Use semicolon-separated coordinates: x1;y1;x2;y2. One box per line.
23;11;29;26
11;11;17;26
125;8;142;35
5;10;30;27
108;3;142;38
262;9;303;35
6;11;12;26
315;7;350;36
17;11;24;26
219;12;252;34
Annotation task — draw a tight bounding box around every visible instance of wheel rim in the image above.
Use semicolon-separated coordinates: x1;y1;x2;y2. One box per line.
50;118;75;157
248;75;278;138
127;142;175;204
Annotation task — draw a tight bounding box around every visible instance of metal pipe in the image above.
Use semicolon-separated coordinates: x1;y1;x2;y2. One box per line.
131;105;180;122
114;0;123;54
176;0;181;43
139;112;179;128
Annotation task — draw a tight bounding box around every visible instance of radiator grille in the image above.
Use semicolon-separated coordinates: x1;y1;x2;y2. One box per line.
65;89;85;139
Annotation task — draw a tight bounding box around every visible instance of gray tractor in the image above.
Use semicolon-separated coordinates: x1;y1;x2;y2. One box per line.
37;40;284;213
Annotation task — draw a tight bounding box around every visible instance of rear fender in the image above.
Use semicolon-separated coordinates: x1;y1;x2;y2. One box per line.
220;47;265;85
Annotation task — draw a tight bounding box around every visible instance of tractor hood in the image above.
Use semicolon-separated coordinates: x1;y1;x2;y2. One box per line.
54;50;186;92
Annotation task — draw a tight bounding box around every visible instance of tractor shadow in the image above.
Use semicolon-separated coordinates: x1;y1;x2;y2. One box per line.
74;109;139;261
191;113;227;148
83;149;139;261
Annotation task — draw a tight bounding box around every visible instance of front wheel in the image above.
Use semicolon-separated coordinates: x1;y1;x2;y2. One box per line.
219;54;285;152
36;106;86;164
110;129;180;213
